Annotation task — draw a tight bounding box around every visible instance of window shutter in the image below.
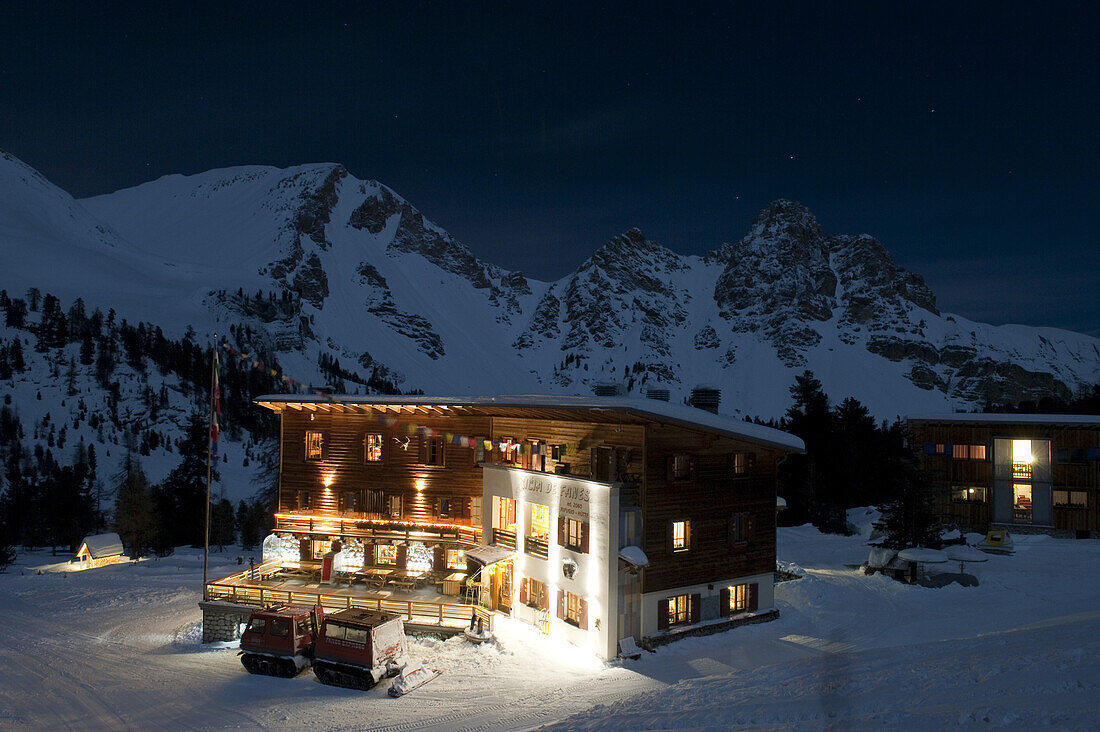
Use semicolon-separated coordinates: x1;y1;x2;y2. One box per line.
558;516;567;546
507;499;516;527
657;599;669;630
690;594;701;624
396;544;407;569
685;520;692;550
556;589;565;620
580;598;589;630
719;587;731;617
433;546;444;570
922;442;935;455
462;497;471;519
519;578;528;605
541;587;550;611
667;520;673;550
365;544;376;566
748;583;759;611
580;522;590;554
666;456;675;482
433;497;441;517
299;538;311;562
590;448;598;478
746;513;754;540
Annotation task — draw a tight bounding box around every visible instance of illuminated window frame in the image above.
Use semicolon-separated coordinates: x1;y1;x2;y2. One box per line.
729;583;748;612
565;590;582;625
305;431;323;461
672;520;689;552
667;594;690;626
364;433;383;462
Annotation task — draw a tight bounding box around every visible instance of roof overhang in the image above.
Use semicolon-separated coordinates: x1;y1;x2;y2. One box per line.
254;394;806;452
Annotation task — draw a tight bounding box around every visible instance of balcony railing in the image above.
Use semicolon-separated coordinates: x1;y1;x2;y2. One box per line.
524;536;549;559
493;528;517;549
1012;461;1032;479
275;511;481;543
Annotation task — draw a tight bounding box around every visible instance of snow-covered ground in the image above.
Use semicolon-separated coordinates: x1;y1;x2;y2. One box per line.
2;514;1097;730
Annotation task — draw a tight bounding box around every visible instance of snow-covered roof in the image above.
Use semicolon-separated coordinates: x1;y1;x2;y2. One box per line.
466;544;516;567
78;532;124;559
618;546;650;567
256;394;805;452
907;413;1100;426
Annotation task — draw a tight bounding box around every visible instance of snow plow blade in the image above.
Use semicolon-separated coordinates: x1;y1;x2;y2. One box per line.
388;665;442;697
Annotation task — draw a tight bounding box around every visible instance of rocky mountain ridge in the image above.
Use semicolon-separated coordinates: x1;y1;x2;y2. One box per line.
2;150;1097;423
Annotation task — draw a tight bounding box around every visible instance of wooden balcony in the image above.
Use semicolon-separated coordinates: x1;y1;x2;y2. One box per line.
274;510;481;544
492;528;517;549
524;536;549;559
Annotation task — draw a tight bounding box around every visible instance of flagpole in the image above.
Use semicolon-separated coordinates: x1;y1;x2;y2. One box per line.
202;335;217;598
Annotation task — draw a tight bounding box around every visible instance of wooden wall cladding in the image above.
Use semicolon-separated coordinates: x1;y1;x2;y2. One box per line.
488;417;645;479
279;411;492;519
912;420;1100;532
642;424;783;594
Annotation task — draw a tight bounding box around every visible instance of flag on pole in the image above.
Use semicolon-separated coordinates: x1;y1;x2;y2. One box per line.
211;346;221;455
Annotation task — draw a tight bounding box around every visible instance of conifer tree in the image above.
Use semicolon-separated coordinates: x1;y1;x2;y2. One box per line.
114;455;156;559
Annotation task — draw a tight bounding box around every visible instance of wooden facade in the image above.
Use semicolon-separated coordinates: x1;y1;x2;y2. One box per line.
909;415;1100;536
256;395;802;651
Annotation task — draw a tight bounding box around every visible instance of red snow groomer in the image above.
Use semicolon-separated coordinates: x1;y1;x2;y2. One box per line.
239;604;323;677
312;608;411;690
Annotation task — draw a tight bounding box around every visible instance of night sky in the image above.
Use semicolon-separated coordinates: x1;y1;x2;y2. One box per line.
2;2;1097;333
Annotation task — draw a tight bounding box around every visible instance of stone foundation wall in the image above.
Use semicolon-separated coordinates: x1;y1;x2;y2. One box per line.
200;600;256;643
639;609;779;652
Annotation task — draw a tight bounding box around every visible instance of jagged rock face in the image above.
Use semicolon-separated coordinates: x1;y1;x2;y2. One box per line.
710;200;837;365
830;233;938;325
356;263;445;359
293;166;346;249
526;228;690;359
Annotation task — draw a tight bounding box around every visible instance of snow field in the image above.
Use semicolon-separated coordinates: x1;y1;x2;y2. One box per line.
2;516;1098;730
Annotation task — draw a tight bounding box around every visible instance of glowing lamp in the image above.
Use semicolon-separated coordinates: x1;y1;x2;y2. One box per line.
322;474;334;488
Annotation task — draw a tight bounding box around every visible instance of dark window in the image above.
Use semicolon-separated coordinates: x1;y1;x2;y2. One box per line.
363;489;384;514
339;492;358;512
296;490;311;510
421;437;444;466
439;498;452;518
671;454;691;480
296;619;310;636
729;512;749;543
247;617;266;634
269;619;290;637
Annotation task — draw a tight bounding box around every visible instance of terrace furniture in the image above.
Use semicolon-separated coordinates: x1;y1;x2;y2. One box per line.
442;572;467;596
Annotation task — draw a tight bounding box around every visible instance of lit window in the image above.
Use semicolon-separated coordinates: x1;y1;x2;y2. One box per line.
565;591;583;626
528;504;550;539
386;494;402;518
1012;439;1033;478
667;594;691;626
470;497;482;526
952;486;987;503
377;545;398;565
364;433;383;462
446;549;466;569
728;583;748;612
970;444;987;460
305;431;323;460
565;518;583;551
1053;490;1088;508
953;444;969;459
672;520;690;552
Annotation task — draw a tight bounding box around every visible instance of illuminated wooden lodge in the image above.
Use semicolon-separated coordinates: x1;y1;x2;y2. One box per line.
909;414;1100;537
209;394;803;659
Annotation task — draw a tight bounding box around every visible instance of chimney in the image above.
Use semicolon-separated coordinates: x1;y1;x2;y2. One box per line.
645;388;670;402
689;385;721;414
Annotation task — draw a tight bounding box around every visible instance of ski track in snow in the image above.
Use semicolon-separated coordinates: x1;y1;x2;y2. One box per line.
2;517;1099;730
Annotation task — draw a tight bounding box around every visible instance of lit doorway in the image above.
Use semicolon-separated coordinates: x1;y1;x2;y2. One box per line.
1013;484;1033;523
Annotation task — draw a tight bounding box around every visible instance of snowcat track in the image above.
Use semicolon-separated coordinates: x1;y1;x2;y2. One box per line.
240;653;302;678
312;660;378;690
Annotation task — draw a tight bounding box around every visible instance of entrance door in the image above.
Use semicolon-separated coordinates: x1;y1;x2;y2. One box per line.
1013;484;1033;523
491;561;513;613
299;538;312;562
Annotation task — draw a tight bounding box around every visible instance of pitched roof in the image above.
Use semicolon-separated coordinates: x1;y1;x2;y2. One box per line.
255;393;805;452
907;413;1100;426
79;532;124;559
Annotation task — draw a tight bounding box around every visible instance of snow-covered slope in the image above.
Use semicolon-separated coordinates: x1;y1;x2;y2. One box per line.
2;149;1098;424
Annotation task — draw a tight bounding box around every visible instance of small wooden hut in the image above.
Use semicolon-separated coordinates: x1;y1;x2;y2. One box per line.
75;532;125;568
